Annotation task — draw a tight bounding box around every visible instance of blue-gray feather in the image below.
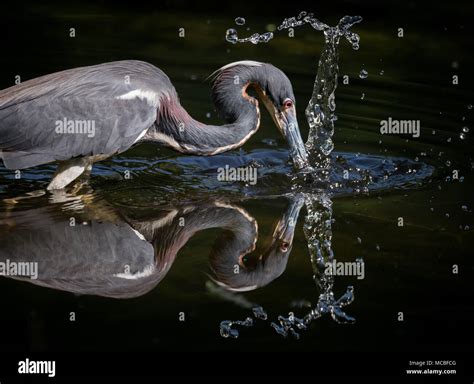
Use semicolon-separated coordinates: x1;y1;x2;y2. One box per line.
0;60;171;169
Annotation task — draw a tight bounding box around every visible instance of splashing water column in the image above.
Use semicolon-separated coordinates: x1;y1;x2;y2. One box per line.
278;14;362;177
303;193;356;324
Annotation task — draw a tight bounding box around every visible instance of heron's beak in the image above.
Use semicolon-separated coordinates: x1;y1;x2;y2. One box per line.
255;88;309;170
272;194;304;248
278;107;309;170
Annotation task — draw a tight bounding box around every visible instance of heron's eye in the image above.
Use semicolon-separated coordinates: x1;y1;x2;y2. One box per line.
280;241;290;252
283;99;293;109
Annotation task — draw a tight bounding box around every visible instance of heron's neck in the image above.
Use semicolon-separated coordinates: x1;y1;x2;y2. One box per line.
150;85;261;155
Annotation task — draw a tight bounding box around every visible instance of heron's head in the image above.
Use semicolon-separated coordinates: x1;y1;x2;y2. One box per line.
211;61;308;168
209;198;303;292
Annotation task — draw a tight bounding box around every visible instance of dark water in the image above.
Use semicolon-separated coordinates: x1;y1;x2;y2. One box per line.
0;2;473;358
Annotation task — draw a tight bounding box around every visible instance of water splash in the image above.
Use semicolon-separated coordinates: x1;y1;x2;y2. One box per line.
278;14;362;176
219;14;363;340
217;193;356;340
252;305;268;320
271;314;307;339
225;12;362;177
261;193;356;340
278;11;327;31
301;193;355;325
277;12;362;50
219;306;267;338
255;193;356;340
220;317;253;338
225;28;273;44
271;286;355;340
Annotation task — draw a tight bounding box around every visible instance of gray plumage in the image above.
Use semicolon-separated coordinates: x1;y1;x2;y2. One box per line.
0;60;170;169
0;198;302;298
0;59;307;188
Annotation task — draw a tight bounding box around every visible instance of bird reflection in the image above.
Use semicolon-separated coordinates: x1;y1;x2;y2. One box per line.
217;192;357;339
0;194;302;298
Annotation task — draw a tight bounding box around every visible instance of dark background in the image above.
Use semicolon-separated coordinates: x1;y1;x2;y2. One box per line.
0;0;473;378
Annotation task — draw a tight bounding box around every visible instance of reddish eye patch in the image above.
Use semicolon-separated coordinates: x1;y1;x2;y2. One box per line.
283;100;293;109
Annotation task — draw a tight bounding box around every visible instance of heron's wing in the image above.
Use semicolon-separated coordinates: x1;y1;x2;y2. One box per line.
0;207;163;298
0;61;168;169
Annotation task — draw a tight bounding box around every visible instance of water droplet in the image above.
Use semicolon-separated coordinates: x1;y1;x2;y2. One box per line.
468;104;473;110
460;133;466;140
375;244;380;251
461;205;468;212
446;160;451;166
462;126;469;133
445;213;450;218
225;28;238;44
360;93;365;100
235;17;246;26
206;112;211;118
447;137;452;143
359;69;368;79
249;33;260;44
379;70;384;75
252;306;268;320
298;11;307;19
258;32;274;43
356;237;362;244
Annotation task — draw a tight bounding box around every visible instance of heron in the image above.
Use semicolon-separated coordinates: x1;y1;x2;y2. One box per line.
0;60;308;190
0;196;302;297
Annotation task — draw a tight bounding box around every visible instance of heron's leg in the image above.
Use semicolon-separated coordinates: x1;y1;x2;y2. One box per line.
47;157;92;191
80;163;93;178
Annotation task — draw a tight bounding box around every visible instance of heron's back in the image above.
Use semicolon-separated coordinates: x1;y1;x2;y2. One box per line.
0;60;172;169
